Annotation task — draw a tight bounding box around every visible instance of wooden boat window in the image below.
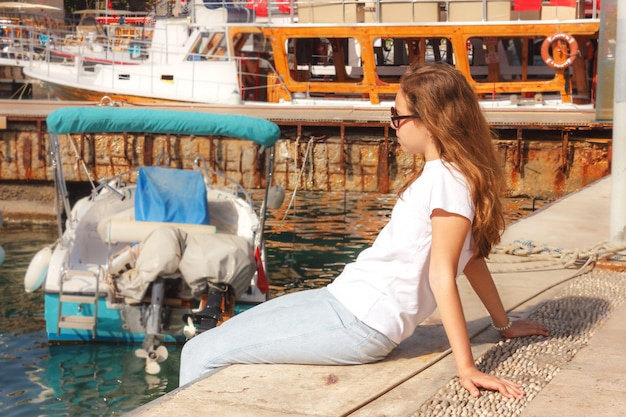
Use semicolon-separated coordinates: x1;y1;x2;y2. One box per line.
287;37;364;84
467;36;556;83
375;37;452;66
188;32;228;61
372;37;453;82
235;33;275;102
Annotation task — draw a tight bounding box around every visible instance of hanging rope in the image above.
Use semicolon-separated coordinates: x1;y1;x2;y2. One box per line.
278;136;315;225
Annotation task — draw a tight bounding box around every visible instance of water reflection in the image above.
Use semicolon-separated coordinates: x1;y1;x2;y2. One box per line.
264;191;395;295
38;343;179;415
263;192;545;296
0;225;56;334
0;330;179;417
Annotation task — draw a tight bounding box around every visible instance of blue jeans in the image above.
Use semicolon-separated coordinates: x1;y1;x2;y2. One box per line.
179;288;397;386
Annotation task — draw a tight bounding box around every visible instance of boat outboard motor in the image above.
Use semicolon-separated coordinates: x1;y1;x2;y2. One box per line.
145;278;165;340
135;277;169;374
191;282;230;332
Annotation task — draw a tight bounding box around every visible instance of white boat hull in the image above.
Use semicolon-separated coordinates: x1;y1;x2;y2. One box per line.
41;178;267;343
25;59;242;104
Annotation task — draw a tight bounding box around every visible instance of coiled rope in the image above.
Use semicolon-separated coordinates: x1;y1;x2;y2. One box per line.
490;240;626;272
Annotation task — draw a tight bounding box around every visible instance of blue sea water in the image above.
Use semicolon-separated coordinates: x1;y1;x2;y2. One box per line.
0;224;182;416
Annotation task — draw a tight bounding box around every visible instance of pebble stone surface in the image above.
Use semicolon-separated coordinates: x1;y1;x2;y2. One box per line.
412;268;626;417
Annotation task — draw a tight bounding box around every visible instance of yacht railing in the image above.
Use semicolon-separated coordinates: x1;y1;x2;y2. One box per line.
187;0;601;24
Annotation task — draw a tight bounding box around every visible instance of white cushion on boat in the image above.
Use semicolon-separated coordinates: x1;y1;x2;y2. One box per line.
97;218;216;244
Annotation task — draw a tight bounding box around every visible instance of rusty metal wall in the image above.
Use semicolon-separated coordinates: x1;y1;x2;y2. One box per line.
0;118;612;200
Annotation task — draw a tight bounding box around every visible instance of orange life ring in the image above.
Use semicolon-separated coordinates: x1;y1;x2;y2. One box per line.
541;33;579;70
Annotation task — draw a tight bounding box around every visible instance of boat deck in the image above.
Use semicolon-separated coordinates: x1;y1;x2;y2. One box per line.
126;176;626;417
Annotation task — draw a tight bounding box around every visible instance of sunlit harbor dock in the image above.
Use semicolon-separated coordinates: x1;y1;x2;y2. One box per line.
0;99;621;416
1;0;624;415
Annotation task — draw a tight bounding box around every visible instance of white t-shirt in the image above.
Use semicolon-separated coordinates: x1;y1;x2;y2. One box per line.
327;159;475;344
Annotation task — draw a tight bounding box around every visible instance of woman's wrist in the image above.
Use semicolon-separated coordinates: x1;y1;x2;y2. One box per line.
491;317;513;332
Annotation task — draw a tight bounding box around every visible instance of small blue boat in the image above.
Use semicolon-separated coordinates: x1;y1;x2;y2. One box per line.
24;106;282;374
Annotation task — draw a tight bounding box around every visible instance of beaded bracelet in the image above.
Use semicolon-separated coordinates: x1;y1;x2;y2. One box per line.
491;318;513;332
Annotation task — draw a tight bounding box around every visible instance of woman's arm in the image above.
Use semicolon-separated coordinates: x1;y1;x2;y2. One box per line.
463;257;549;339
429;210;527;399
429;210;476;374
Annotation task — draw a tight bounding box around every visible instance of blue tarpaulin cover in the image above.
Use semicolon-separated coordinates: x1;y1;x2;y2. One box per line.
135;166;210;225
46;107;281;148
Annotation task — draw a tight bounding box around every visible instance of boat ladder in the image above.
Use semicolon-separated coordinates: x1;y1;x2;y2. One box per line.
57;267;101;338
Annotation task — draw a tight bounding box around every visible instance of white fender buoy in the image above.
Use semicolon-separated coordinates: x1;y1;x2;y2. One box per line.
24;246;52;293
267;185;286;210
0;245;4;265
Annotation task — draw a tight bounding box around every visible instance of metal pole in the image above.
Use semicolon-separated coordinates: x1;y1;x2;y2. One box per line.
610;0;626;242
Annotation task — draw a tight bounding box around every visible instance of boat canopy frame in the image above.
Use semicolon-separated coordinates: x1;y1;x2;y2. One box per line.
46;107;281;238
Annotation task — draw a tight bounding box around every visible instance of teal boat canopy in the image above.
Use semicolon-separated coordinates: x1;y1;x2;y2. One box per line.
46;107;281;148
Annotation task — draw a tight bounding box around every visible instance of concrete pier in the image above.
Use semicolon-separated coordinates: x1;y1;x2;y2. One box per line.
126;176;626;417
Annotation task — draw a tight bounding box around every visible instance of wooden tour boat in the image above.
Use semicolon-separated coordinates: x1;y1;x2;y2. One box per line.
0;1;64;66
21;0;604;110
47;8;154;66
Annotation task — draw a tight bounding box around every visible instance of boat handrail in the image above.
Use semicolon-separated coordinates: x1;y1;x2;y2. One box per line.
185;0;601;24
233;54;291;102
73;154;254;211
194;155;255;207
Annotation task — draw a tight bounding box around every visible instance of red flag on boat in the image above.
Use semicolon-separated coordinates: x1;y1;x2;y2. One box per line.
550;0;577;6
513;0;541;11
255;246;268;295
246;0;291;16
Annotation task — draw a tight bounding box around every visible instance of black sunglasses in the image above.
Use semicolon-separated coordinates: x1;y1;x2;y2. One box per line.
390;106;420;129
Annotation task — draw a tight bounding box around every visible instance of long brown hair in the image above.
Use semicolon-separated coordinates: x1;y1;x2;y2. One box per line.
397;63;505;258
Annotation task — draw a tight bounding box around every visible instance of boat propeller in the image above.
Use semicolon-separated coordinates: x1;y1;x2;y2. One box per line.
135;345;169;375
